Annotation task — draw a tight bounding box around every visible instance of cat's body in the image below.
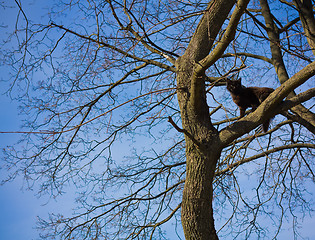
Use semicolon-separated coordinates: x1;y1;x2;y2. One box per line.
226;77;274;132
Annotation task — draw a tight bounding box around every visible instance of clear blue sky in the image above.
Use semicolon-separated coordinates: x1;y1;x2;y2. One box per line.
0;1;314;240
0;3;34;238
0;96;75;240
0;2;64;239
0;97;42;240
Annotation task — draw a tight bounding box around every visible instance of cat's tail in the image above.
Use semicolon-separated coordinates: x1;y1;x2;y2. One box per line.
263;118;271;132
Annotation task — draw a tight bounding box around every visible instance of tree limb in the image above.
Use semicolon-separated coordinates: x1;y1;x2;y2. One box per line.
195;0;251;75
216;143;315;176
219;61;315;146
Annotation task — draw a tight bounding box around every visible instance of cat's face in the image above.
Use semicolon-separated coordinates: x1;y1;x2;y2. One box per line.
226;78;242;93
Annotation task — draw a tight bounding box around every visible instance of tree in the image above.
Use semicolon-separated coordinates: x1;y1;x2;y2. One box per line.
1;0;315;239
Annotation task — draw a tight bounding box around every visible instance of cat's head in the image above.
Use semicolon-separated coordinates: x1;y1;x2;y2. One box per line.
226;77;242;92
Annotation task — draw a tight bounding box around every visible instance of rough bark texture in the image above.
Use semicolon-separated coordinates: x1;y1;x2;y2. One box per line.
176;0;235;239
177;0;314;239
260;0;315;134
293;0;315;56
219;61;315;146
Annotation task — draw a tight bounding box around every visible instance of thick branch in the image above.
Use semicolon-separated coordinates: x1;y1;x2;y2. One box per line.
219;61;315;146
176;0;236;118
279;88;315;112
182;0;236;62
293;0;315;56
195;0;251;75
279;17;300;33
259;0;315;135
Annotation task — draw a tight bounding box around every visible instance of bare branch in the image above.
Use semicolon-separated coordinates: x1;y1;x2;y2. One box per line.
216;143;315;176
219;61;315;146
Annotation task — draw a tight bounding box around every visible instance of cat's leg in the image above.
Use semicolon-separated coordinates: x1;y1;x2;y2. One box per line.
251;103;259;113
240;107;246;117
263;119;270;132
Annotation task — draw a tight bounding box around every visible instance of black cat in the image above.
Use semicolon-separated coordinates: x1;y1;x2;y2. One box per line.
226;77;274;132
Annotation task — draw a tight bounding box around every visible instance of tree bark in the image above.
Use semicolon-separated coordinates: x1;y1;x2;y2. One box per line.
176;0;237;239
177;0;313;239
293;0;315;56
260;0;315;134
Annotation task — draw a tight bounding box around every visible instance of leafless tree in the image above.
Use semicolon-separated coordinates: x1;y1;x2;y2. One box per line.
1;0;314;239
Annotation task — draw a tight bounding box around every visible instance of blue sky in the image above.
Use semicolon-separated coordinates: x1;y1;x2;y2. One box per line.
0;1;315;240
0;95;75;240
0;2;64;239
0;97;41;240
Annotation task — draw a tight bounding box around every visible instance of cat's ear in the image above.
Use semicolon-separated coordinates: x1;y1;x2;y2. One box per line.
237;77;242;82
231;74;237;80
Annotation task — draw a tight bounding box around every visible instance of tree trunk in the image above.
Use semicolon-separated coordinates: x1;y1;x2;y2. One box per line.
176;0;235;238
176;53;223;239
